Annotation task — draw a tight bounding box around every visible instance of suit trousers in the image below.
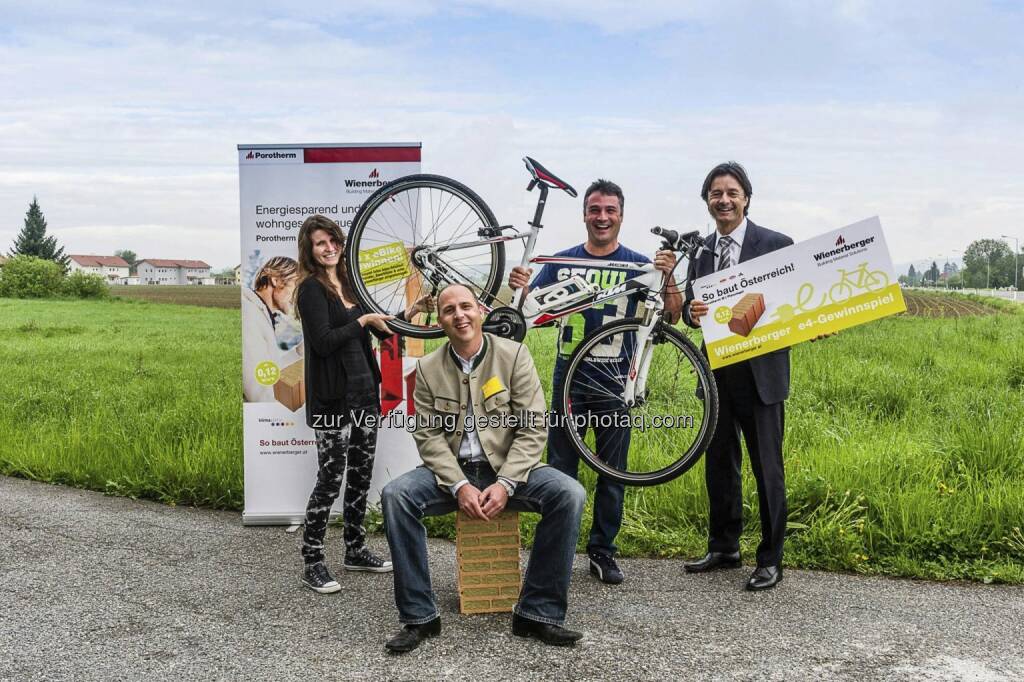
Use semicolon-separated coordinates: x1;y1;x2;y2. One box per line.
705;360;787;567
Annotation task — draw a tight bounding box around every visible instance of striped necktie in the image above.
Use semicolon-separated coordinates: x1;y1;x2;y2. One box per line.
717;235;734;271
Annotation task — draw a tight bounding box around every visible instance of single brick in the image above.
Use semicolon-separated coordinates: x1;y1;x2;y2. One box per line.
491;597;518;609
477;535;516;547
461;526;498;536
462;586;500;598
460;548;499;560
273;359;305;412
728;292;766;337
499;584;522;596
459;560;492;571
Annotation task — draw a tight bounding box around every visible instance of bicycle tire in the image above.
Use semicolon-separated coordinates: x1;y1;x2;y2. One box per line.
865;270;889;290
555;318;719;486
346;174;506;339
829;282;854;303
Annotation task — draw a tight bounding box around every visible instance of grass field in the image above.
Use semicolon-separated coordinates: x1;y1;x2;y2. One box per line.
110;284;241;309
2;293;1023;584
0;298;242;507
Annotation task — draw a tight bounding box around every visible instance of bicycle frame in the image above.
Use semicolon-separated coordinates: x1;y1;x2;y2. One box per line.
412;180;677;407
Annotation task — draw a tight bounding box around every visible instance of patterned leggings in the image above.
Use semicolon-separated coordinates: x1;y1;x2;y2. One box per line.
301;418;379;565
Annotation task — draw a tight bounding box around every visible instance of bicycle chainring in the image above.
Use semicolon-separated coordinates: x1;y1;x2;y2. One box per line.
483;306;527;342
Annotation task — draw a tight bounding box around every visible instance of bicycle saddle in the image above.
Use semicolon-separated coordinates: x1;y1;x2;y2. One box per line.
523;157;578;197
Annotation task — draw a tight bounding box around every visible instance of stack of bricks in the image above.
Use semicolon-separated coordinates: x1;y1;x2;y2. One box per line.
728;292;766;337
455;511;523;614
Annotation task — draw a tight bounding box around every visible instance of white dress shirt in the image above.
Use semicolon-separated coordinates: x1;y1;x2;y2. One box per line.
715;218;747;270
456;343;486;463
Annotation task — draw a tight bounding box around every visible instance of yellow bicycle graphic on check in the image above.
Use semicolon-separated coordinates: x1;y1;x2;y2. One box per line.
828;262;889;303
770;263;890;323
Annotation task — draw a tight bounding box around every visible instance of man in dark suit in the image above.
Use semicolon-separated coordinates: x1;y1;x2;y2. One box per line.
681;162;793;591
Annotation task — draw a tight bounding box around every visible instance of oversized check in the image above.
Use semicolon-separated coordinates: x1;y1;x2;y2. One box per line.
693;216;906;369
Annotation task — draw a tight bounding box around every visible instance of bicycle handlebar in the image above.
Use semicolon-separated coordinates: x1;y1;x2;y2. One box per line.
651;226;703;255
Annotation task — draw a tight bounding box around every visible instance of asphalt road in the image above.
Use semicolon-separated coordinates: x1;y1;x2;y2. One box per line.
2;475;1022;681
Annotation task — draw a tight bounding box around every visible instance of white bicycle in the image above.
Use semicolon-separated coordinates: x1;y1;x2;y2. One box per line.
346;157;718;485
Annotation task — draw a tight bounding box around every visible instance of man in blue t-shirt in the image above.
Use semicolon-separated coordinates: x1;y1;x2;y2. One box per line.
508;179;682;585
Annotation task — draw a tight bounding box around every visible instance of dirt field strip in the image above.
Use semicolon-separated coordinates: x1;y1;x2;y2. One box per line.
901;290;1000;318
110;284;241;309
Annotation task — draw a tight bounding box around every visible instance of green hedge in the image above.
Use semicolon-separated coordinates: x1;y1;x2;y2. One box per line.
0;255;109;299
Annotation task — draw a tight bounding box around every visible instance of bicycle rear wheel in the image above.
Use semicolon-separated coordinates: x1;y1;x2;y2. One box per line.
554;318;718;486
346;174;506;339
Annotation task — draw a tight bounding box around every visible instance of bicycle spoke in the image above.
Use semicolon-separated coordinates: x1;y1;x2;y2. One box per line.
559;320;716;485
347;176;504;339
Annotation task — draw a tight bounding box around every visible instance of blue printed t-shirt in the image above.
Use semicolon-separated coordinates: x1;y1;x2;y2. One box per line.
529;243;650;360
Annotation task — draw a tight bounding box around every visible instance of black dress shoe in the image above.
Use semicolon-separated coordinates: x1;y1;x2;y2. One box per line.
512;613;583;647
745;565;782;591
683;551;742;573
385;616;441;653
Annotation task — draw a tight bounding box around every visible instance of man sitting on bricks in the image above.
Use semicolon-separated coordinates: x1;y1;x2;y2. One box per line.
381;283;587;653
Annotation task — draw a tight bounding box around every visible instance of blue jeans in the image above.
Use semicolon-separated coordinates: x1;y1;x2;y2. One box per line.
548;359;631;557
381;464;586;626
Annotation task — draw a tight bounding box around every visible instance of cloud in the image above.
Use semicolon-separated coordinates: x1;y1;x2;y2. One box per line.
1;2;1022;269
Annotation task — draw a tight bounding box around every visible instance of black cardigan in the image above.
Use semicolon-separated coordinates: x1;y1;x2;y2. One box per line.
296;277;396;429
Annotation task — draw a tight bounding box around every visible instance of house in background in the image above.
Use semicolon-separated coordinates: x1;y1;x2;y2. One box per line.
68;255;131;281
214;265;241;285
137;259;214;285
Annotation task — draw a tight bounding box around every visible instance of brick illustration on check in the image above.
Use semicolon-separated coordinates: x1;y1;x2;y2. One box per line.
274;358;306;411
728;293;766;337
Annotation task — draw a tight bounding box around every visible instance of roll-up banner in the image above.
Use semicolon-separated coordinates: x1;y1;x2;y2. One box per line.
238;143;423;525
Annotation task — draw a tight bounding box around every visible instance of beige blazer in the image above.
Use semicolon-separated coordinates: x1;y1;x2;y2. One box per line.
412;333;547;488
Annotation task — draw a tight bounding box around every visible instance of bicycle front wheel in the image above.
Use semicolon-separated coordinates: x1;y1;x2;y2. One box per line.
346;174;506;339
555;318;719;486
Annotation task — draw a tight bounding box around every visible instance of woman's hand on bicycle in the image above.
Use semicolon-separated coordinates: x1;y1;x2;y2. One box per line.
508;266;532;290
688;299;709;326
403;294;435;319
653;249;677;274
358;313;395;332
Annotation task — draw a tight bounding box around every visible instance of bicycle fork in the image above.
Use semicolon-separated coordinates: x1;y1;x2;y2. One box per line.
622;297;661;407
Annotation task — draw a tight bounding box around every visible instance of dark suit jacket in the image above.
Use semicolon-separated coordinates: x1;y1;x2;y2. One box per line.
682;220;795;405
296;277;396;428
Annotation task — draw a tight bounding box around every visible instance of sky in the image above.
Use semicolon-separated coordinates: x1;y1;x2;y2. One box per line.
2;1;1022;272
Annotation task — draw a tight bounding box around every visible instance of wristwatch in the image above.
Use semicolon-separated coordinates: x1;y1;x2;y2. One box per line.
497;477;516;497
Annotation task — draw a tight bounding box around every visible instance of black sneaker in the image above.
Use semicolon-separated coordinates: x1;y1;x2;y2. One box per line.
589;551;624;585
301;562;341;594
344;548;393;573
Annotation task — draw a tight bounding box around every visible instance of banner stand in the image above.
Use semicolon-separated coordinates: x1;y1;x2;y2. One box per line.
238;142;424;525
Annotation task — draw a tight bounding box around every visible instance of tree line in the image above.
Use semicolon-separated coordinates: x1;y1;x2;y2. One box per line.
7;198;1019;293
6;197;138;273
2;198;108;299
900;238;1021;289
